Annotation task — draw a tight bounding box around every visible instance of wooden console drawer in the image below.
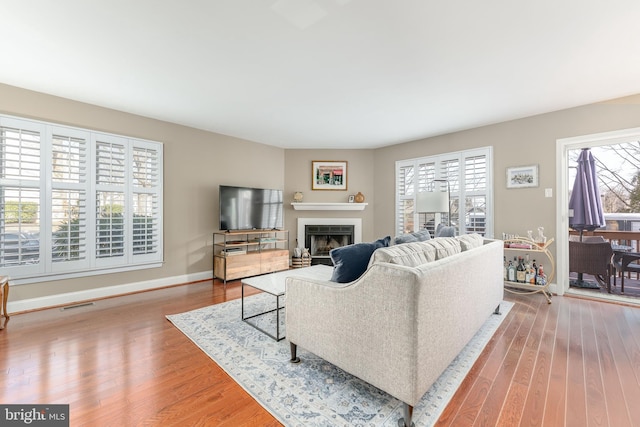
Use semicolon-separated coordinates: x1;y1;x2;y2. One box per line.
260;249;290;273
215;253;262;280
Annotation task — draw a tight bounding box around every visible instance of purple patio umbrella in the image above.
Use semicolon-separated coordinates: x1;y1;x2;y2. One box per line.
569;148;605;237
569;148;606;287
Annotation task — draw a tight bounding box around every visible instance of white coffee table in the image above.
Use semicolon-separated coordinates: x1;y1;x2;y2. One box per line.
241;264;334;341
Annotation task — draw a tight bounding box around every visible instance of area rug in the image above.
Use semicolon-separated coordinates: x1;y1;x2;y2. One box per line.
167;295;513;427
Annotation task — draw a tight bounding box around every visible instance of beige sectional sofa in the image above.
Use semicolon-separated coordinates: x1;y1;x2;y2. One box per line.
285;235;504;426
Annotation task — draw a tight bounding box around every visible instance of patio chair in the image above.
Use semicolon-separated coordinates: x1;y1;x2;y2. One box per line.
612;251;640;294
568;237;614;292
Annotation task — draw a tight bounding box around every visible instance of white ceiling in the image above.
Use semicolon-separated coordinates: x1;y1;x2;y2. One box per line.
2;0;640;149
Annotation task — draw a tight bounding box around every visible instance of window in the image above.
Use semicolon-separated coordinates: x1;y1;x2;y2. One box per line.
395;147;493;237
0;115;163;282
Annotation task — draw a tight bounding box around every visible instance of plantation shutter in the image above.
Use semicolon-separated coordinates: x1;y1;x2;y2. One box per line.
396;164;415;235
440;157;460;229
0;113;163;283
417;162;436;234
131;142;161;260
463;154;488;234
0;117;44;275
50;128;90;271
95;136;127;263
395;147;493;237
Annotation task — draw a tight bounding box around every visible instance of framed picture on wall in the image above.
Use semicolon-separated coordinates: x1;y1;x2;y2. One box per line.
506;164;538;188
312;160;348;190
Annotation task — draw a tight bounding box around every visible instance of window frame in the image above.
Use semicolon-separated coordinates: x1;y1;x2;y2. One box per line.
0;114;163;284
395;146;493;238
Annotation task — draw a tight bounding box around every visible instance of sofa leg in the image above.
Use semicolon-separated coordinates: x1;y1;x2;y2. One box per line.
397;403;414;427
494;303;501;315
289;342;301;364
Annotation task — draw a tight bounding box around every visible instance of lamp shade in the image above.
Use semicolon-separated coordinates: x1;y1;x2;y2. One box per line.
416;191;449;213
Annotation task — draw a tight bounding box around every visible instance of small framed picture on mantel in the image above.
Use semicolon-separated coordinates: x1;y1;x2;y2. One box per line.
506;164;538;189
312;160;348;190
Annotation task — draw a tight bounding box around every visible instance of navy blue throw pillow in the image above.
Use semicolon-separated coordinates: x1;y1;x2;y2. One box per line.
330;236;391;283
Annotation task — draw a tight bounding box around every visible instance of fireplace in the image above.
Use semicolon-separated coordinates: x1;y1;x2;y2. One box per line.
306;225;354;259
297;218;362;265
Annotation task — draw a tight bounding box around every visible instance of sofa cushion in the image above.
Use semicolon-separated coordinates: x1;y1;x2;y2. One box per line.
429;237;462;259
330;236;391;283
369;240;437;267
456;233;484;251
393;229;431;245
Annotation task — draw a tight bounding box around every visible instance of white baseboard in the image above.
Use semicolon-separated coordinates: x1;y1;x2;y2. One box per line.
7;271;213;314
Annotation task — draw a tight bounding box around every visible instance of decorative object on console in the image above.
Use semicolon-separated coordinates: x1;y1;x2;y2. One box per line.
354;191;365;203
329;236;390;283
293;191;304;202
312;160;347;190
348;194;355;203
416;179;451;227
535;226;547;246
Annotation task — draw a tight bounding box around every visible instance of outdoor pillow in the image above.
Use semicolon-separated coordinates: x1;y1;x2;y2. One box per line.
330;236;391;283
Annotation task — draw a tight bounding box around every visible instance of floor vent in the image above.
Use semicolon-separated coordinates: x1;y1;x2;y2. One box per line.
61;302;95;311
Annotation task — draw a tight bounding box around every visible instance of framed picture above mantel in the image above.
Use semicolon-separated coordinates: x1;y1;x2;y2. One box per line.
312;160;348;190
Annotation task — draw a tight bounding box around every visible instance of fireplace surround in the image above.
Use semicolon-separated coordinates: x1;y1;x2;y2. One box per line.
297;218;362;265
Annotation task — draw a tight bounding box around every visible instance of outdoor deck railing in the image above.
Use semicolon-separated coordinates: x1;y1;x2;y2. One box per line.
569;229;640;251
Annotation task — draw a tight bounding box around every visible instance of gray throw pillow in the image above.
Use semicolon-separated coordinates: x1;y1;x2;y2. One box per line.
435;223;456;237
393;229;431;245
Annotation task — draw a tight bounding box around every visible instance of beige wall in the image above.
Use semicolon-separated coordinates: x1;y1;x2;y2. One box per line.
283;150;376;246
0;83;285;304
373;96;640;264
4;81;640;306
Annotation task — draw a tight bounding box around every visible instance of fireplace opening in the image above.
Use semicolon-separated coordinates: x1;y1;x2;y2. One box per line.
305;225;354;265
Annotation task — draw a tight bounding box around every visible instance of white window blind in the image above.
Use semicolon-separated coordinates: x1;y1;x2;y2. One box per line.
395;147;493;237
0;119;43;275
0;114;163;283
396;164;415;235
51;129;88;270
131;145;160;258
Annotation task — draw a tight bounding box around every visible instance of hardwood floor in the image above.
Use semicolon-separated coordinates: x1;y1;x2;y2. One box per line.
1;280;639;426
438;292;640;427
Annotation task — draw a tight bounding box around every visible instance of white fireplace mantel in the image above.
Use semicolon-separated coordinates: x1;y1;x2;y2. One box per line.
291;202;367;211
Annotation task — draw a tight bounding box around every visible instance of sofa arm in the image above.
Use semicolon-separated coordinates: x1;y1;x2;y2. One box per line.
286;263;421;403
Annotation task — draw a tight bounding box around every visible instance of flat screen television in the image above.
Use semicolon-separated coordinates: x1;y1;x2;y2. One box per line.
219;185;284;231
